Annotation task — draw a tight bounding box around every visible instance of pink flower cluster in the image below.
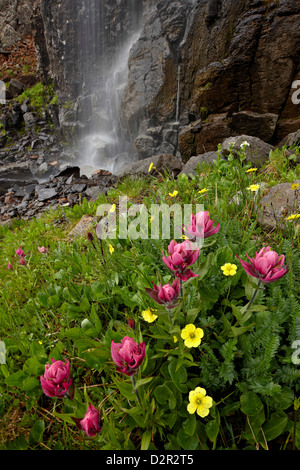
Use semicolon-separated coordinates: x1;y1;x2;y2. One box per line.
7;247;27;269
162;239;199;281
40;357;102;438
7;246;48;270
40;358;73;398
183;211;220;241
237;246;289;284
111;336;146;376
73;404;102;437
145;211;219;309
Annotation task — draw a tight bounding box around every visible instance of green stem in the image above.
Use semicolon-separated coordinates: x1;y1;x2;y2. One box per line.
131;375;142;407
167;309;174;336
244;279;262;313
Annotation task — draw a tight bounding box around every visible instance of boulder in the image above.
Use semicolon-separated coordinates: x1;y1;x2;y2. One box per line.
114;154;183;178
68;214;98;239
230;111;279;143
258;180;300;230
221;135;274;167
180;151;219;177
0;161;37;195
277;129;300;150
7;79;24;98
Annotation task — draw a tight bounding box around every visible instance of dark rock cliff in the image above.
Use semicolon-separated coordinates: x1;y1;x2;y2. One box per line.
3;0;300;165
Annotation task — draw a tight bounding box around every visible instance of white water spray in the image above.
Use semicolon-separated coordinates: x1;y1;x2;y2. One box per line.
79;32;140;177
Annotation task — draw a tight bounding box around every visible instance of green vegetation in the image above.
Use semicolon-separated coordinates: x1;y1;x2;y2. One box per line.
0;143;299;450
17;82;57;113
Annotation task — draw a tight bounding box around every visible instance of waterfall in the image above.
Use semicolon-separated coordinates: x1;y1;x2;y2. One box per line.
76;1;142;177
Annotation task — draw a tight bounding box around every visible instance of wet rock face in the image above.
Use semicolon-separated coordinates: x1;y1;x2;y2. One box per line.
121;0;300;160
0;0;32;49
2;0;300;168
39;0;143;101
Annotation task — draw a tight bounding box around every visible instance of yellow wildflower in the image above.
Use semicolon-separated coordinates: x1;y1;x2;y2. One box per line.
221;263;237;276
173;336;178;343
198;188;208;194
109;204;116;213
169;190;178;197
148;162;156;172
286;214;300;221
108;244;114;254
181;324;204;348
247;184;260;192
246;168;257;173
187;387;213;417
291;183;299;190
142;308;158;323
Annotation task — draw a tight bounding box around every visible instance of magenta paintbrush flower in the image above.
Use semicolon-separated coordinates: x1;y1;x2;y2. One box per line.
236;246;289;284
111;336;146;376
145;277;181;309
77;404;102;437
38;246;48;253
40;358;73;398
162;240;199;281
184;211;220;241
15;247;25;257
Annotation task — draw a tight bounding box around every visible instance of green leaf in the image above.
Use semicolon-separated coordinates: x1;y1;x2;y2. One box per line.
123;406;146;428
5;434;28;450
267;386;294;411
262;411;288;442
182;413;196;437
29;420;45;443
168;358;188;392
193;252;215;280
177;429;199;450
113;378;136;401
5;370;29;388
141;430;152;450
132;376;153;393
205;419;219;443
215;245;233;266
154;384;177;410
229;323;255;337
240;391;264;416
83;346;110;371
23;376;40;392
53;411;78;425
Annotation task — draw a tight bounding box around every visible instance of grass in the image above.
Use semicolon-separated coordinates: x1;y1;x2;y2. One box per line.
0;144;299;451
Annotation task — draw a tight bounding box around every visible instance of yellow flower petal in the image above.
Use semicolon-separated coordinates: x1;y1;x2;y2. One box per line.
221;263;237;276
187;387;213;418
247;184;260;192
286;213;300;221
142;308;158;323
181;324;204;347
169;190;178;197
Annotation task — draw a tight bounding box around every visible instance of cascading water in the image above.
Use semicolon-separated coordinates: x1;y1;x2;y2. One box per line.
76;0;143;177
